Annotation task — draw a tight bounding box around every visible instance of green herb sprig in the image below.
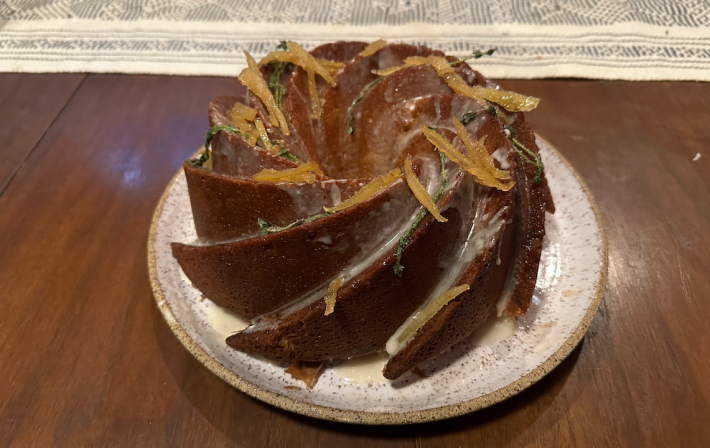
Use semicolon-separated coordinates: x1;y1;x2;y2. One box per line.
192;125;300;166
461;111;478;125
258;212;333;235
187;150;210;167
344;47;495;137
269;139;301;163
188;124;244;167
393;150;448;277
265;41;291;111
450;48;496;66
505;126;544;185
347;77;384;135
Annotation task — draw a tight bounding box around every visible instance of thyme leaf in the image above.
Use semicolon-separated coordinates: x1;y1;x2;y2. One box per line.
265;41;291;110
461;111;478;125
278;149;300;163
510;136;545;185
201;126;299;164
506;125;544;183
258;212;333;235
187;150;210;167
486;105;498;116
189;124;246;167
258;218;274;235
347;77;384;135
268;139;301;163
393;150;448;277
450;48;496;66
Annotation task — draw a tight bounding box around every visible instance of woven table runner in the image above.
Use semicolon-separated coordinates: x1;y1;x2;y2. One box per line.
1;0;709;80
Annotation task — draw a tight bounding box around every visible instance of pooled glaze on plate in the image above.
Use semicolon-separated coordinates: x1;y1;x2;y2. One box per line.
149;137;607;424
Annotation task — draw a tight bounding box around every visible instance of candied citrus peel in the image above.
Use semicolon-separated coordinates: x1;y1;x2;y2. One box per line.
452;118;510;181
246;130;258;147
261;42;336;86
373;55;539;112
421;126;513;191
404;155;448;223
285;361;324;389
361;39;387;57
397;284;470;344
254;118;275;153
317;59;344;76
426;56;539;111
260;41;336;119
324;167;402;213
231;102;257;121
471;87;539;112
372;55;428;76
231;115;253;134
230;103;258;141
239;51;290;135
251;161;323;184
324;276;344;316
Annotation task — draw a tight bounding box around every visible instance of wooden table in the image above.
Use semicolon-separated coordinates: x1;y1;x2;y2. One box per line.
1;73;708;447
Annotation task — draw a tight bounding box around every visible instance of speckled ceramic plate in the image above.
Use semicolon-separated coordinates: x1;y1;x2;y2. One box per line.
148;136;607;425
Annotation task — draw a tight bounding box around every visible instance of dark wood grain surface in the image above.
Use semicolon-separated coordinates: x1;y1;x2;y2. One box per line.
0;74;86;194
0;73;708;447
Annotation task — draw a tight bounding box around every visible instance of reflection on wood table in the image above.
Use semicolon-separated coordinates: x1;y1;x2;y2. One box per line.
0;73;708;447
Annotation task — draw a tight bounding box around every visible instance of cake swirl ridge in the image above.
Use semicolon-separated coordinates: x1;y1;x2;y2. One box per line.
171;40;554;382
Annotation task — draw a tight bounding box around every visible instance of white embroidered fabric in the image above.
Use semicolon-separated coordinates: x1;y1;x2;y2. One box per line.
1;0;709;80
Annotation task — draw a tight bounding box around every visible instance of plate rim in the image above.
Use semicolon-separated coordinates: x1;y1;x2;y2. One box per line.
147;136;608;425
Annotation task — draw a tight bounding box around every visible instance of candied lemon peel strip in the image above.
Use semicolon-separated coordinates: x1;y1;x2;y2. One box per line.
451;118;510;181
324;276;344;316
324;167;402;213
361;39;387;57
397;284;470;344
251;161;323;184
373;55;539;112
254;118;275;153
260;41;336;119
230;103;258;142
317;59;345;76
404;155;448;223
239;51;290;135
231;102;257;122
261;42;336;86
422;126;513;191
372;55;428;77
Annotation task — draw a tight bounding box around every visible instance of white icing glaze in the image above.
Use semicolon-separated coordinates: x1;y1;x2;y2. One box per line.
384;82;399;103
491;147;511;169
329;182;342;205
469;312;516;346
248;166;443;330
332;352;389;385
387;175;510;355
496;268;516;317
154;137;605;413
206;300;250;337
316;235;332;245
333;311;516;385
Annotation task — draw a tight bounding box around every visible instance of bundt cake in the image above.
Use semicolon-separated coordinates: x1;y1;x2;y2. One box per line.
171;40;554;382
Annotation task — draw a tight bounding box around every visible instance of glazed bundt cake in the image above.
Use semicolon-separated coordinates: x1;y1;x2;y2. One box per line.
171;40;554;381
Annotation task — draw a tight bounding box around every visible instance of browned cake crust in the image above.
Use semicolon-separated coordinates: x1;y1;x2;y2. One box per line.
182;161;365;242
172;40;554;379
504;113;555;316
173;173;418;319
226;177;468;361
384;190;517;379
